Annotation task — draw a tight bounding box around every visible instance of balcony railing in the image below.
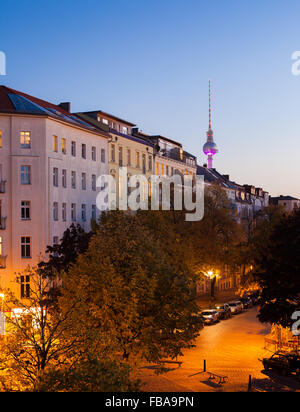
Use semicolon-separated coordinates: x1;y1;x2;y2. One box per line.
0;180;6;194
0;217;6;230
0;255;7;269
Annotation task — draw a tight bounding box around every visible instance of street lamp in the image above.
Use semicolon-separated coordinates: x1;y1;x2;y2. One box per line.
205;271;217;304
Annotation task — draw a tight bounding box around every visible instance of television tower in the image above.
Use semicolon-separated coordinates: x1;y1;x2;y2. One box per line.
203;81;218;169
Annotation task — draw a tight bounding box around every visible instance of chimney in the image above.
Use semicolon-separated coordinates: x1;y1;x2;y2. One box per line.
58;102;71;112
203;163;208;168
223;174;230;181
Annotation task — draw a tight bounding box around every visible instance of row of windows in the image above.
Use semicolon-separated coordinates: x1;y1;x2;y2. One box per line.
155;163;195;178
0;130;106;162
52;202;97;223
53;168;97;191
110;144;152;172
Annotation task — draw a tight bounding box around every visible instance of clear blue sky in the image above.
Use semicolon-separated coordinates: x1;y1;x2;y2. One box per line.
1;0;300;197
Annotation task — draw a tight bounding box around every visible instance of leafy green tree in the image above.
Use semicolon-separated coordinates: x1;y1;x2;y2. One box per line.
61;211;203;366
38;224;91;277
253;208;300;326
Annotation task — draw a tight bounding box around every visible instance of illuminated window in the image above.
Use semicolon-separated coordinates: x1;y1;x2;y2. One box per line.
20;275;30;299
21;236;31;259
62;138;67;154
156;163;159;176
0;236;2;255
53;135;58;152
102;118;109;125
122;126;128;135
21;201;30;220
20;131;31;149
0;130;2;148
161;164;164;175
119;175;123;199
20;166;31;185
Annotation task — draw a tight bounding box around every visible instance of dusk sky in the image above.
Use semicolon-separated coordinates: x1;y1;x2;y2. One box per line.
1;0;300;197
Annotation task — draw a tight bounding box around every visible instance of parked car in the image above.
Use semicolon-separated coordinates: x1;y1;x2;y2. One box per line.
240;297;253;309
262;353;300;377
201;309;220;325
215;303;232;320
250;292;259;305
228;301;243;314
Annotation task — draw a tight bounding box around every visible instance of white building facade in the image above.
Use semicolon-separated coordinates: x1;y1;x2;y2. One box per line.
0;86;109;297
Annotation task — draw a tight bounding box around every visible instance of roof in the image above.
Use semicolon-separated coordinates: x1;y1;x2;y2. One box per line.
0;85;109;137
270;195;300;202
82;110;136;127
197;165;239;190
151;135;183;148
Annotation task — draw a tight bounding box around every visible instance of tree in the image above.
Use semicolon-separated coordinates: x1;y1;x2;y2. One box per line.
38;224;92;278
252;208;300;326
60;211;203;366
0;267;139;392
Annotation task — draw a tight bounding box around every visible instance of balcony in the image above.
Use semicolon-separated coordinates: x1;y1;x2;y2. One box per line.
0;217;6;230
0;255;7;269
0;180;6;194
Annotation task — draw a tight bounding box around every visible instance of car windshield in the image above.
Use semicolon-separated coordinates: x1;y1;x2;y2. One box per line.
202;312;213;316
229;303;236;307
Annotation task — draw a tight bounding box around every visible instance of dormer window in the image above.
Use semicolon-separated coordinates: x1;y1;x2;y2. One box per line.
102;118;109;125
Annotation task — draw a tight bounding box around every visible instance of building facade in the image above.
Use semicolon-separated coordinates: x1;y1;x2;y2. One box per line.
0;86;109;297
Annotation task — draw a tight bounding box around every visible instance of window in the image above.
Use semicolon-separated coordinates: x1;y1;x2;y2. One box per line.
53;135;58;152
62;203;67;222
62;169;67;188
102;118;109;125
82;144;86;159
53;236;59;245
71;141;76;157
53;202;58;221
101;149;105;163
148;156;152;172
111;144;115;162
122;126;128;135
0;236;2;256
142;154;146;174
21;236;31;259
82;173;86;190
21;201;30;220
92;205;96;221
20;131;31;149
20;275;30;299
0;130;2;148
53;168;58;187
127;149;131;166
156;163;159;176
92;175;96;191
62;138;67;154
119;146;123;167
166;166;169;176
92;146;96;161
136;152;140;168
21;166;31;185
71;204;76;222
161;164;164;175
71;171;76;189
81;204;86;222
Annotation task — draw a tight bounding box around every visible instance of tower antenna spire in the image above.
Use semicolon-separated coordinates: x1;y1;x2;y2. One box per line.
209;80;212;129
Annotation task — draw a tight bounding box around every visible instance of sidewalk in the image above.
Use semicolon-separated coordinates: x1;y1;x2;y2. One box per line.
197;289;240;309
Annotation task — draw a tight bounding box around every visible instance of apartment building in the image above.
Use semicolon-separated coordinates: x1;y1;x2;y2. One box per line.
76;111;155;206
0;86;109;297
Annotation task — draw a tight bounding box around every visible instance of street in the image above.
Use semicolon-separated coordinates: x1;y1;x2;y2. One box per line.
141;308;300;392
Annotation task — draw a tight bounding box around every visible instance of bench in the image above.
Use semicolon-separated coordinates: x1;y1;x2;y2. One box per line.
207;372;228;385
158;360;183;368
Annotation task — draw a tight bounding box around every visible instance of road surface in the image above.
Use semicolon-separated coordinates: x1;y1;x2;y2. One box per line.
141;307;300;392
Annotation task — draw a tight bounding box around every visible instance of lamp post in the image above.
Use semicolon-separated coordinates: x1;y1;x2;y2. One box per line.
206;271;217;306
